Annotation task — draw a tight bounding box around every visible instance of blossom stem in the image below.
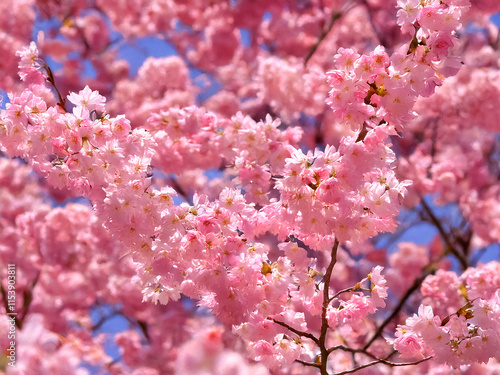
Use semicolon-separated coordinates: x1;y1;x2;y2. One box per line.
329;285;359;302
41;62;66;109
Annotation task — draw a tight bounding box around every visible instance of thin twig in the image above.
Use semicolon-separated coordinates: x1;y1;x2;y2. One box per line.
296;359;321;368
304;12;342;65
358;0;388;48
269;318;320;345
91;310;120;331
330;285;360;301
333;356;432;375
328;345;377;360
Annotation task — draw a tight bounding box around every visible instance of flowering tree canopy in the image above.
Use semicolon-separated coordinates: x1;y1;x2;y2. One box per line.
1;0;500;374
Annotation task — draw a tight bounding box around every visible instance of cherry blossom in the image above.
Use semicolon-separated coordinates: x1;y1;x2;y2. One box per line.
1;0;500;374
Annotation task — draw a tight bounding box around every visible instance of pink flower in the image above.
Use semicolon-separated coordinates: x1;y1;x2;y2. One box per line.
338;294;376;323
16;41;39;69
111;115;131;139
67;86;106;112
393;328;424;358
396;0;421;34
369;266;388;308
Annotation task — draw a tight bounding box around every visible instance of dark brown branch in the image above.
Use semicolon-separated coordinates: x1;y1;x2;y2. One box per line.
420;197;468;270
326;344;432;374
137;319;150;341
318;239;340;375
18;272;40;329
0;283;10;317
1;272;39;329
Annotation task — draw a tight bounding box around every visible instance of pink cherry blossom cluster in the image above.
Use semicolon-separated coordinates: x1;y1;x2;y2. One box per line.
394;261;500;368
3;314;104;375
326;0;470;133
271;125;411;247
0;157;113;373
3;0;500;374
257;56;328;119
0;0;34;91
175;326;270;375
107;56;195;127
145;106;302;178
397;64;500;248
1;42;398;372
0;153;263;375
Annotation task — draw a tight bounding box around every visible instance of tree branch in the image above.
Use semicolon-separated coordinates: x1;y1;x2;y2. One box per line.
318;239;340;375
18;272;40;329
420;197;468;270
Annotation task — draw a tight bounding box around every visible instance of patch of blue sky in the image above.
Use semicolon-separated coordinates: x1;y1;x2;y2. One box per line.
1;91;8;109
90;304;131;362
491;12;500;24
205;168;224;181
118;36;177;76
116;34;224;103
31;15;61;41
240;28;251;47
